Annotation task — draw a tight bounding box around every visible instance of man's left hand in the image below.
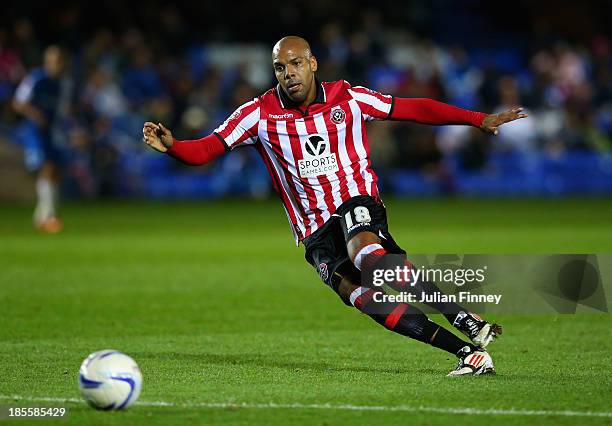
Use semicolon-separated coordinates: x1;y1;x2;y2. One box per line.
480;107;528;135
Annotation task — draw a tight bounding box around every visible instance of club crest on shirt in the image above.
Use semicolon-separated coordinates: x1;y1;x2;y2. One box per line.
298;134;339;178
229;109;242;121
330;105;346;124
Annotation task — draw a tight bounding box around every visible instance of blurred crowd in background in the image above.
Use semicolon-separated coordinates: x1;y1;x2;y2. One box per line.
1;1;611;198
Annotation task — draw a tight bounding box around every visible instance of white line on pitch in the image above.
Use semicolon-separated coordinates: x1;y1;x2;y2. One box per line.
1;395;611;418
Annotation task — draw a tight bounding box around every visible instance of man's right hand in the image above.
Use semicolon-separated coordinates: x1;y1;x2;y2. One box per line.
143;122;173;153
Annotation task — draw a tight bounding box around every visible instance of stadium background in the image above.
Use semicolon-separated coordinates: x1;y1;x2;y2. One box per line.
1;2;611;425
1;0;611;200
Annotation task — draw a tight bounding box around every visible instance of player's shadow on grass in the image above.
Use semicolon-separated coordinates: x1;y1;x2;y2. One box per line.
134;351;438;375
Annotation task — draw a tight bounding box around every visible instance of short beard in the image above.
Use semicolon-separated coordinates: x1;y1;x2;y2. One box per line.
285;87;307;103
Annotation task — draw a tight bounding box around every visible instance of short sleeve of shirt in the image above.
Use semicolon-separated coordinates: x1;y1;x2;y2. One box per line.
347;84;394;121
213;98;260;150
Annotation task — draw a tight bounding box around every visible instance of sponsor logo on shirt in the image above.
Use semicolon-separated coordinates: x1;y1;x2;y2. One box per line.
298;134;339;178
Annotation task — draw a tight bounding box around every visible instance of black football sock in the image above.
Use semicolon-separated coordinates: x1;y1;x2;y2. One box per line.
348;286;475;356
428;323;479;356
411;279;466;325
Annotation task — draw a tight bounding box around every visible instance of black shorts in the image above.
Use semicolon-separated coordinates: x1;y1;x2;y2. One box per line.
303;195;405;295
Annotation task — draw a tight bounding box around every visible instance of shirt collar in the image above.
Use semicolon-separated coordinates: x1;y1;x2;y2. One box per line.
277;79;326;109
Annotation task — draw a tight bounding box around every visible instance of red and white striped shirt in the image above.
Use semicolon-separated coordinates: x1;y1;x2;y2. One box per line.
213;80;394;243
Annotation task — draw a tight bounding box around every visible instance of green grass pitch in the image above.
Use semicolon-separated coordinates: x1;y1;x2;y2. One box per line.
1;198;611;425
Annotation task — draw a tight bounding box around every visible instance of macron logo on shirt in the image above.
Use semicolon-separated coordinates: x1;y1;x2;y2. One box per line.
268;113;294;119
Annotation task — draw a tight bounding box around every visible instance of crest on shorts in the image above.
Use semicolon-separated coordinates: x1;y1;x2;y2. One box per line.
330;106;346;124
318;262;329;282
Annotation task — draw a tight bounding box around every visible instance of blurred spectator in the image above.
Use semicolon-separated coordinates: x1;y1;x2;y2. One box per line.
83;65;128;119
121;45;166;108
491;76;537;152
13;19;41;69
0;29;24;97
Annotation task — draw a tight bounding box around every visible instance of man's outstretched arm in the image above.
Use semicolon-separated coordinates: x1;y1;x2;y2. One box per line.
389;98;527;135
143;122;226;165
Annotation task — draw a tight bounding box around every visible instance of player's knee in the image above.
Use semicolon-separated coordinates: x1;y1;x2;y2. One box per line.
40;162;59;180
346;231;381;264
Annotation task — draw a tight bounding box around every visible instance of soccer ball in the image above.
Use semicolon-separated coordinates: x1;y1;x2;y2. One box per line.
78;349;142;410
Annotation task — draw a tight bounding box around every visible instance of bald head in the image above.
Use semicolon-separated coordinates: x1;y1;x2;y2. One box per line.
272;36;318;107
272;36;312;59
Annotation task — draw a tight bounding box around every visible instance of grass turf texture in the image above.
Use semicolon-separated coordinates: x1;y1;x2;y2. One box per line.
1;198;611;426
